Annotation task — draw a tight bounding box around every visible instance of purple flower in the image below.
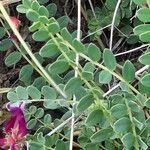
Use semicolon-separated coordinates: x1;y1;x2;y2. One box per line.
0;104;27;150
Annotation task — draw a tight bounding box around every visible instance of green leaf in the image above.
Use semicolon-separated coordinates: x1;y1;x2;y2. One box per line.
87;43;101;61
32;29;49;41
7;91;18;102
137;8;150;22
145;118;150;128
45;135;59;147
140;31;150;42
46;3;57;17
128;101;140;113
59;50;75;61
5;51;22;67
132;0;146;5
29;21;41;32
73;39;85;53
29;142;44;150
64;77;82;95
84;143;99;150
121;132;135;149
127;35;139;44
31;1;40;11
0;39;13;51
33;77;46;90
37;132;45;143
83;62;95;72
26;9;39;22
139;52;150;65
122;60;135;82
99;70;112;84
61;28;73;44
82;62;95;81
34;52;44;64
16;4;28;13
133;117;143;130
91;128;114;142
138;137;148;150
141;74;150;87
111;104;127;119
44;114;52;124
82;71;94;81
29;105;37;114
57;100;69;109
27;85;41;99
114;117;131;133
105;0;117;10
48;60;69;74
86;109;104;126
134;24;150;35
24;113;31;122
41;86;57;99
120;25;132;36
38;16;49;24
48;22;60;33
77;94;94;112
44;99;60;109
22;0;31;7
78;135;90;144
74;86;87;100
57;16;69;29
139;80;150;94
27;119;37;129
19;64;33;85
121;0;130;7
38;6;49;18
39;43;58;58
16;86;28;100
145;98;150;108
56;140;68;150
103;49;116;70
38;0;48;4
35;108;44;118
0;27;6;39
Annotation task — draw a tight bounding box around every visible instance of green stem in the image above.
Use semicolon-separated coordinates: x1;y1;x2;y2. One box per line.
56;33;142;97
124;98;140;150
49;33;114;125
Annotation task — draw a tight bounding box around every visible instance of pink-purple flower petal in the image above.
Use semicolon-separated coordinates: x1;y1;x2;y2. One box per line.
0;104;27;150
5;106;27;136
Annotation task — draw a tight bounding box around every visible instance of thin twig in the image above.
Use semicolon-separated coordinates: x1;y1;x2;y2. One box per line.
103;84;120;97
115;26;128;37
0;88;12;93
112;38;124;50
69;0;81;149
47;117;73;136
115;44;150;57
82;24;111;41
88;0;96;19
74;0;87;20
109;0;122;51
135;65;149;75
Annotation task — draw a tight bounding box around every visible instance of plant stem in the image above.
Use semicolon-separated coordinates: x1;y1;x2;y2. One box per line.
125;98;140;150
56;33;142;97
